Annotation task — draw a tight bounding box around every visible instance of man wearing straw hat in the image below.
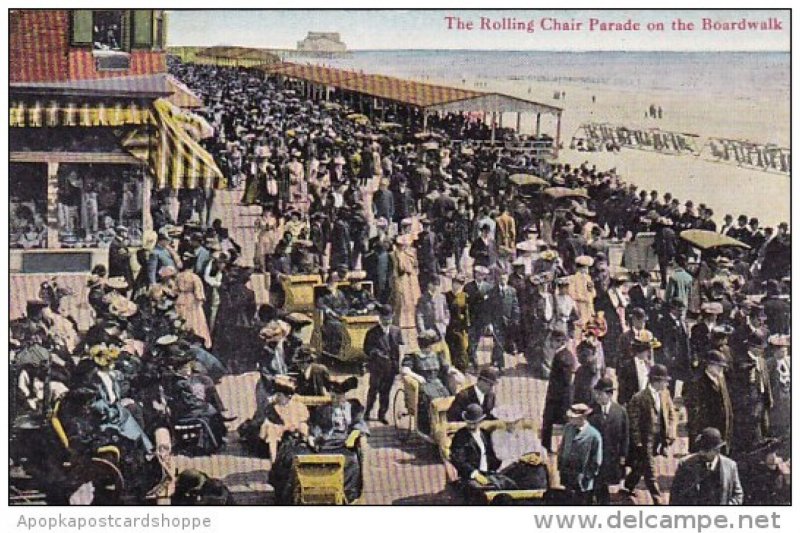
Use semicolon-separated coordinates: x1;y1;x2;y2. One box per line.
557;403;602;504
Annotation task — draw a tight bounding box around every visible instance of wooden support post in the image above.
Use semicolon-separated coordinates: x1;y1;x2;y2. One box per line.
490;112;497;144
516;112;522;133
141;165;153;233
46;161;60;249
555;111;562;158
536;113;542;137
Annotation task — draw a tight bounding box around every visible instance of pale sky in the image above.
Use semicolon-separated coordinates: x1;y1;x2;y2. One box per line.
167;9;790;51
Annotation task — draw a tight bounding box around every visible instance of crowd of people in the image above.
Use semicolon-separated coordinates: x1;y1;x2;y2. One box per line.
9;58;791;506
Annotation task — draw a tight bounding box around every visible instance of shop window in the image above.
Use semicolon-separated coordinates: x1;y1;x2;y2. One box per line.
56;164;144;249
10;164;48;249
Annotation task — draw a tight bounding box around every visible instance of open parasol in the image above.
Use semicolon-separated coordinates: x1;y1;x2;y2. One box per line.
509;174;549;187
543;187;590;200
680;229;751;250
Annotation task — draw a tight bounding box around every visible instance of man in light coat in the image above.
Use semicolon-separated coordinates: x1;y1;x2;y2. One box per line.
557;403;603;504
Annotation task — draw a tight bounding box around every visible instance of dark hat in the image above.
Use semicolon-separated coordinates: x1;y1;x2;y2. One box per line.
378;304;394;318
695;427;725;451
175;469;207;494
668;298;686;309
478;367;500;385
705;349;729;368
594;377;615;392
462;403;486;423
648;364;671;382
630;307;647;320
26;299;48;313
328;376;358;395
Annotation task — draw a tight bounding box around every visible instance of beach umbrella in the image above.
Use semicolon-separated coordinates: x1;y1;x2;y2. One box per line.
543;187;590;200
680;229;750;250
509;174;548;187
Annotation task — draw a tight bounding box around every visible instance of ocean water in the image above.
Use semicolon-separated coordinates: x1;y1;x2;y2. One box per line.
306;50;789;100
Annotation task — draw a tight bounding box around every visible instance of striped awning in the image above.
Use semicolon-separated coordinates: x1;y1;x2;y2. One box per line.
10;97;225;190
149;99;225;190
9;100;153;127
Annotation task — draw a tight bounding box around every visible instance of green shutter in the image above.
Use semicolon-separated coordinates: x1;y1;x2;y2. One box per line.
71;10;93;45
132;10;153;47
160;11;168;49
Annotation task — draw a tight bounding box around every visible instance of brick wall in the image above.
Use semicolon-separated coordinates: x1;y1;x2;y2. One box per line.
10;10;70;82
68;49;166;79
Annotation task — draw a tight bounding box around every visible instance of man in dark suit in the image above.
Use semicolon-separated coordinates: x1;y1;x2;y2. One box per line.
415;219;438;291
541;327;578;452
588;377;629;504
670;427;743;505
447;367;498;422
108;226;133;289
658;298;692;390
469;224;498;269
762;280;790;335
622;364;677;505
363;305;404;424
617;307;651;367
449;403;502;497
690;303;722;365
685;350;734;454
465;265;492;369
627;270;657;320
487;271;520;371
363;238;394;305
653;218;678;289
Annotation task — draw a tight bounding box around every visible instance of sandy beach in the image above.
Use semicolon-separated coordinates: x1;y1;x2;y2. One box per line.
403;71;791;228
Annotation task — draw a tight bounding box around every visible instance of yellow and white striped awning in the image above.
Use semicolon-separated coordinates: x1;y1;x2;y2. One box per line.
148;99;225;190
11;98;224;190
9;100;153;128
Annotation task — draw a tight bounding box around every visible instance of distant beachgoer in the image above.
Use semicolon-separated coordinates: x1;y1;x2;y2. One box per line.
658;107;663;119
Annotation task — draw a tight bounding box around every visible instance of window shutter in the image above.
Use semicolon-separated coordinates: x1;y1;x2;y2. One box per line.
159;11;168;49
71;10;93;45
132;10;153;47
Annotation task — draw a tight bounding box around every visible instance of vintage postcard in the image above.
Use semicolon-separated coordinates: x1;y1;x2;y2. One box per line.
6;5;791;519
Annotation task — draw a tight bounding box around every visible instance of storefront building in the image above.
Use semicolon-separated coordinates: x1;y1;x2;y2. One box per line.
9;9;222;327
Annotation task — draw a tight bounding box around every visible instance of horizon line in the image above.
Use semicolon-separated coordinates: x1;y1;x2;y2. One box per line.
167;45;789;53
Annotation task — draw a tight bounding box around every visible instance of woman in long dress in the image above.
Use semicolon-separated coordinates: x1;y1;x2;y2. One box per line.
174;255;212;348
390;234;421;335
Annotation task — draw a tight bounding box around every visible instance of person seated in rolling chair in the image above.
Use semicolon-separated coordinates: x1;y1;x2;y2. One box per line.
341;272;378;314
446;367;499;422
269;377;369;504
317;272;351;356
449;403;551;503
